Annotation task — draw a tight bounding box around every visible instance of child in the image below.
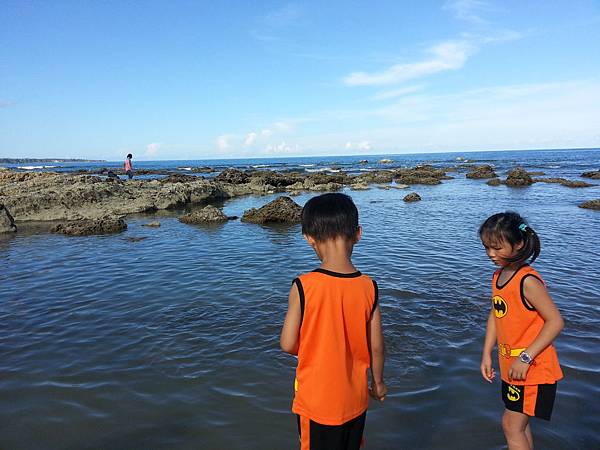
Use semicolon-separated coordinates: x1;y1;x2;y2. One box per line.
124;153;133;179
479;212;564;450
280;193;386;450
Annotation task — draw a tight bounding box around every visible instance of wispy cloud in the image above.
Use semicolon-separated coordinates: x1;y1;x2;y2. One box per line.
444;0;492;25
371;84;426;101
216;135;231;152
343;40;473;87
244;132;257;147
251;3;302;42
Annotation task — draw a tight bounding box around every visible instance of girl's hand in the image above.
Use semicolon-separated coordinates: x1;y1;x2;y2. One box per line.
508;360;530;381
480;354;495;383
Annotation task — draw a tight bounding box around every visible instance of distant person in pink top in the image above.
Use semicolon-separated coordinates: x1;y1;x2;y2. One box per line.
124;154;133;179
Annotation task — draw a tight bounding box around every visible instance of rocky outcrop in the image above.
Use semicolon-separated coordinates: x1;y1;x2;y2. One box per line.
52;217;127;236
403;192;422;202
241;196;302;224
142;221;161;227
0;172;229;222
393;165;451;185
505;167;533;187
0;204;17;233
159;174;202;183
579;199;600;210
179;206;232;224
215;168;249;184
466;165;497;179
582;170;600;179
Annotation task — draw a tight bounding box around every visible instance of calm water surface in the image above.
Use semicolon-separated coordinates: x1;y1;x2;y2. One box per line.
1;150;600;449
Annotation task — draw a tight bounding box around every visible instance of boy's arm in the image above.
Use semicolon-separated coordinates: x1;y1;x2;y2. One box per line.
481;309;496;382
368;305;386;401
509;277;564;381
280;282;301;355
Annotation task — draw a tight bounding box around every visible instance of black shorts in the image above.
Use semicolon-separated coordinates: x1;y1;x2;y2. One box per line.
501;380;557;421
297;412;366;450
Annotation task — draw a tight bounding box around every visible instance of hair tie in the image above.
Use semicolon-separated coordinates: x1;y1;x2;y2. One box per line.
519;223;528;232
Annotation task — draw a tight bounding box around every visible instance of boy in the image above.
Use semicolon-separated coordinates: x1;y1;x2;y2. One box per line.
281;193;386;450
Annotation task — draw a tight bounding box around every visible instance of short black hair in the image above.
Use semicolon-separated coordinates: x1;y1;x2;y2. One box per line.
479;211;541;264
301;193;359;241
127;153;133;158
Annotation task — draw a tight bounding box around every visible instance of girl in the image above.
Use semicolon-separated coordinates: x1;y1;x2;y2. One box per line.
479;212;564;450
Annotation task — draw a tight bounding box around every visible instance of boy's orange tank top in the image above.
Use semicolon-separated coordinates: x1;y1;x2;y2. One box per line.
291;269;377;425
492;264;563;385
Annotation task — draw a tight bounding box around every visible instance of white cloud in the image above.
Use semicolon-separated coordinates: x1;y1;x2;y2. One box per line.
345;141;372;151
343;40;472;86
261;129;273;137
264;141;297;154
216;135;230;151
244;132;257;147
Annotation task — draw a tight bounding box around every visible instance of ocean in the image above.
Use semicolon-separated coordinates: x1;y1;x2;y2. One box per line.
1;148;599;449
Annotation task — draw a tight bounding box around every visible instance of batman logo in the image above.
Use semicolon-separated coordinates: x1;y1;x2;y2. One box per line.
492;296;507;318
507;385;521;402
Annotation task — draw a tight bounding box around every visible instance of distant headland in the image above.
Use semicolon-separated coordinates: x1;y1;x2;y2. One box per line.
0;158;105;163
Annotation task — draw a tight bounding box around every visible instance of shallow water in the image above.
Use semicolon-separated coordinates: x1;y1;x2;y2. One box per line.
1;150;600;449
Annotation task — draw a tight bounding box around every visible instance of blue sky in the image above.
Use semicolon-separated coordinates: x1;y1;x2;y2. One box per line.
1;0;600;160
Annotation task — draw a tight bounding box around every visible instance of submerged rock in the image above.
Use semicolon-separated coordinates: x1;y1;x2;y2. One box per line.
466;165;497;179
52;217;127;236
579;199;600;210
0;204;17;233
142;221;161;227
505;167;533;187
487;178;502;186
241;196;302;224
533;178;594;188
403;192;422;202
179;205;231;224
160;174;201;183
582;170;600;180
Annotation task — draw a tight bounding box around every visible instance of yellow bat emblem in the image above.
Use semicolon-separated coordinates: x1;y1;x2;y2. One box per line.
493;296;507;318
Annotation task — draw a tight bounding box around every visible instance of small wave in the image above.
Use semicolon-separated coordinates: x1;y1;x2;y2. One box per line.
305;167;341;173
299;164;315;167
18;165;55;170
178;167;192;171
252;165;270;168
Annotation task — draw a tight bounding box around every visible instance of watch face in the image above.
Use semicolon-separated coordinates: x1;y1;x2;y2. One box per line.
520;353;532;364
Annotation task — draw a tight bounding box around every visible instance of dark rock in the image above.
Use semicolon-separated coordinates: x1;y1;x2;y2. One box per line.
358;160;369;164
191;166;215;173
505;167;533;187
403;192;422;202
579;199;600;210
393;165;450;185
582;170;600;179
52;217;127;236
107;171;119;179
160;174;200;183
487;178;502;186
215;168;250;184
527;171;546;176
466;165;497;179
179;205;230;224
248;170;302;187
0;204;17;233
241;196;302;224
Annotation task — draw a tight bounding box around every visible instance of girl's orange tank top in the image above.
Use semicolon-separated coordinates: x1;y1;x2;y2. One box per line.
291;269;377;425
492;264;563;385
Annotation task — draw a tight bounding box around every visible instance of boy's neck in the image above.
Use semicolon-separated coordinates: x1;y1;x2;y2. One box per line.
314;239;357;274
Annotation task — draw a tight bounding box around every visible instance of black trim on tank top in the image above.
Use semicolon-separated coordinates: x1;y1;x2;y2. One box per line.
496;264;529;290
312;268;362;278
371;280;379;317
520;274;542;311
292;278;305;325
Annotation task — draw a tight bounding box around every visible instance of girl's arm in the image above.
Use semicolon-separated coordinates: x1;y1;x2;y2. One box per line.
280;283;301;355
481;309;497;382
368;305;386;401
509;276;564;380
